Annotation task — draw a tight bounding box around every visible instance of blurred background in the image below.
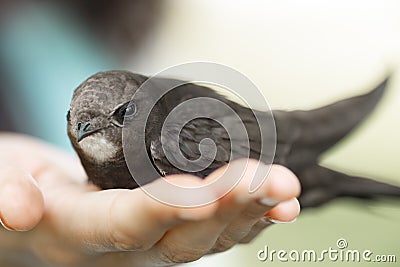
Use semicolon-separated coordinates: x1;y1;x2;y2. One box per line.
0;0;399;266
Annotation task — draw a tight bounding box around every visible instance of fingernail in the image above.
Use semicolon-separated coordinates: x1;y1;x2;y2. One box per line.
258;198;280;207
265;217;297;224
260;217;274;224
0;213;15;231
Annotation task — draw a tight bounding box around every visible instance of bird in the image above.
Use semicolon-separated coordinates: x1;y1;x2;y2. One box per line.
67;70;400;208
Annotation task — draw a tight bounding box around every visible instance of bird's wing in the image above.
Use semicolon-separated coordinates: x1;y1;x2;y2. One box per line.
273;76;389;172
272;76;400;208
149;117;234;177
298;165;400;208
149;75;400;209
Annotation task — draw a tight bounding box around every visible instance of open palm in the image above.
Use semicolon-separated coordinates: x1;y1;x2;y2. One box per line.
0;133;300;267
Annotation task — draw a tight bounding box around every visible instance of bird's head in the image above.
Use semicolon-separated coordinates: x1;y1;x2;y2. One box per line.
67;70;152;163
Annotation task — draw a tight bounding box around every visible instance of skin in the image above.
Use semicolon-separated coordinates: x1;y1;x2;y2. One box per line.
0;133;300;266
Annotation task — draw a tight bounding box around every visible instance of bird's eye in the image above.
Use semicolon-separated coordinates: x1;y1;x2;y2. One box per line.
66;110;71;121
113;102;137;126
125;103;137;117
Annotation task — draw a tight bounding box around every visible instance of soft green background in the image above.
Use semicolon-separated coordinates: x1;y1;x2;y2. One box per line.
137;1;400;266
2;0;399;266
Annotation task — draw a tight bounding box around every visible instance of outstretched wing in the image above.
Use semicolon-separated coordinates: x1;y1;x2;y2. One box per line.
273;77;389;172
273;76;400;207
149;75;400;209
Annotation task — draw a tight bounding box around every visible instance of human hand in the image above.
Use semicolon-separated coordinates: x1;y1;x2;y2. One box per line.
0;133;300;267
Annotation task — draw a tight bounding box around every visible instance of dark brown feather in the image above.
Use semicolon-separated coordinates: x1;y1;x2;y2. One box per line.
68;71;400;208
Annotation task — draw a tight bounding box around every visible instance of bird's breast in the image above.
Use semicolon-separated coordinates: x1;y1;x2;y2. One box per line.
78;135;119;163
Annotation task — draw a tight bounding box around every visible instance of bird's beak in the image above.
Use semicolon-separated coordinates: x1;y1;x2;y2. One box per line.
77;121;99;142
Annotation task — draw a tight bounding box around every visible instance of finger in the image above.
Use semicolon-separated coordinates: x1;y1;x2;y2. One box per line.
104;175;218;251
39;169;217;253
265;197;301;223
239;198;301;244
210;164;301;252
145;160;279;265
0;133;87;183
0;164;44;231
147;194;248;265
239;218;273;244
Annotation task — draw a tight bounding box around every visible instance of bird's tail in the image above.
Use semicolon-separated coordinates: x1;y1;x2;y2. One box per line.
273;75;400;208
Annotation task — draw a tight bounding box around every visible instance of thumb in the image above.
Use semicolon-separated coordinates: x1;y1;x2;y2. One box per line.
0;164;44;231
